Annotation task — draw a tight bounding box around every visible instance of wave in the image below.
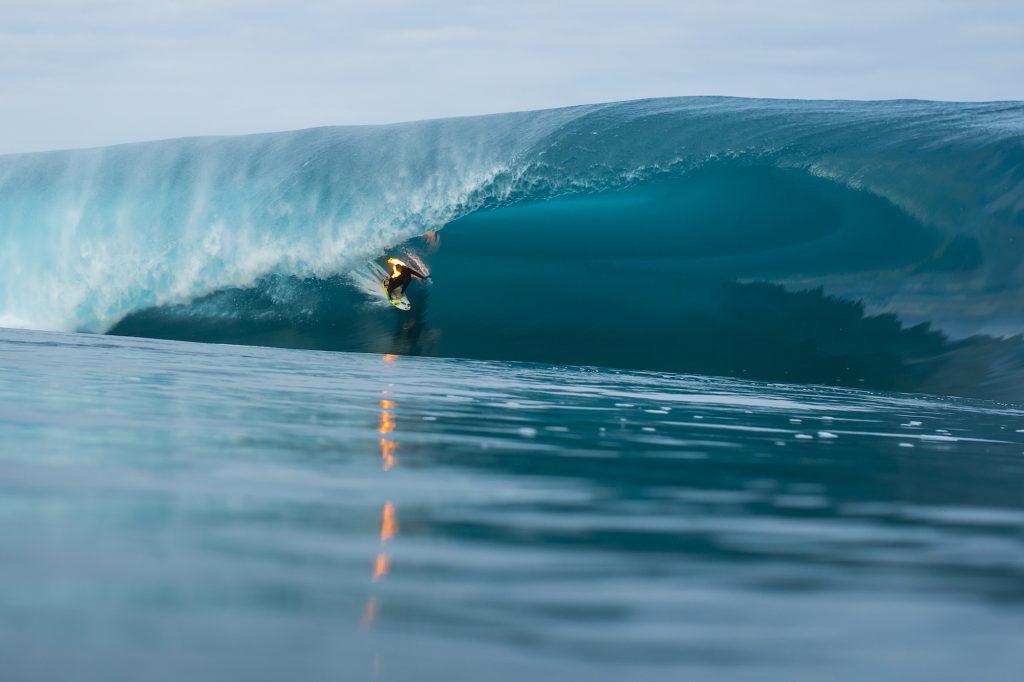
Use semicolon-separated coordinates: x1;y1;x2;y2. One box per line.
3;97;1024;398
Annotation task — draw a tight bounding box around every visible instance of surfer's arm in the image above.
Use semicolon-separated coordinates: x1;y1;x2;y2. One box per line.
406;267;427;280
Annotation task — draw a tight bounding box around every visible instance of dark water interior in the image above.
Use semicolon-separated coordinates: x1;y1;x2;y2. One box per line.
2;328;1022;681
112;166;1024;400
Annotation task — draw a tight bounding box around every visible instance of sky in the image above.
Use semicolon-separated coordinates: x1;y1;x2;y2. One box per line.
2;0;1022;153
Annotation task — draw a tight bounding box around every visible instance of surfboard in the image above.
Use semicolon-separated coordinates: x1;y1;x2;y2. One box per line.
382;281;411;310
371;262;412;310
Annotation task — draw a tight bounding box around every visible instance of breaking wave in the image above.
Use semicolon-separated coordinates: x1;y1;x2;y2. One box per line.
2;97;1023;397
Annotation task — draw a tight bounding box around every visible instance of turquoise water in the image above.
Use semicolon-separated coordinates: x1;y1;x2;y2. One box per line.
3;96;1023;680
3;97;1024;399
2;327;1022;680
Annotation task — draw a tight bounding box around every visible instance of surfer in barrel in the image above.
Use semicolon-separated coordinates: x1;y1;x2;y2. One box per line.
384;258;427;300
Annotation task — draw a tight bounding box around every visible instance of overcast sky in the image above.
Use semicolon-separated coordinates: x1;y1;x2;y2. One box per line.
2;0;1022;153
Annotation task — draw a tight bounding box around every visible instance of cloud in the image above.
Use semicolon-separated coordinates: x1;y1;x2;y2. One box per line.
1;0;1022;153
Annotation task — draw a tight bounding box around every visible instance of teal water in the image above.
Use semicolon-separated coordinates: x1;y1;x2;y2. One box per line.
4;97;1024;399
2;328;1022;681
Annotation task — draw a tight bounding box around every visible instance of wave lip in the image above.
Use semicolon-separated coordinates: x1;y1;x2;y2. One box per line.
0;108;576;333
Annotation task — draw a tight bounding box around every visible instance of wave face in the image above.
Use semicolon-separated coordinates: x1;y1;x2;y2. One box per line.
3;97;1024;398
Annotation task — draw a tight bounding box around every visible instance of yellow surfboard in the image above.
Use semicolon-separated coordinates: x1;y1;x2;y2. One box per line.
381;279;411;311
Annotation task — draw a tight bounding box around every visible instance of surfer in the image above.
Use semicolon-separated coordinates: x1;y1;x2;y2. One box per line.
384;258;427;300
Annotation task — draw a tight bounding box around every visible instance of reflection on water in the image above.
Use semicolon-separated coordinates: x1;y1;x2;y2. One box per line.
372;553;391;582
378;405;396;435
1;329;1023;681
361;596;378;630
379;438;397;471
379;501;398;543
363;355;402;675
379;394;398;471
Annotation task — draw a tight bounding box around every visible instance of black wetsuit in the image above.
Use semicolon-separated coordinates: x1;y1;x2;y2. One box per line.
386;264;426;298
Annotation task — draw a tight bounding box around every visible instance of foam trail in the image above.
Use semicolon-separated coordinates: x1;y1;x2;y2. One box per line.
348;263;392;307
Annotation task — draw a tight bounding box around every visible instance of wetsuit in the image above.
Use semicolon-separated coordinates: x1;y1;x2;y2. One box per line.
385;262;426;298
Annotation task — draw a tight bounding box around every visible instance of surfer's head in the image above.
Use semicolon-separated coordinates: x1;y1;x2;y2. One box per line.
386;257;408;278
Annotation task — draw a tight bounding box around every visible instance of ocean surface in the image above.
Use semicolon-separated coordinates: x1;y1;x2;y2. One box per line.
1;327;1023;681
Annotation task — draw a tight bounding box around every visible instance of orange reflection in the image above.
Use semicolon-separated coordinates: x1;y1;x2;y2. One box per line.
381;501;398;541
378;393;397;465
362;596;378;629
423;230;440;251
380;439;397;470
372;553;391;581
383;354;399;363
378;410;395;435
365;376;400;643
